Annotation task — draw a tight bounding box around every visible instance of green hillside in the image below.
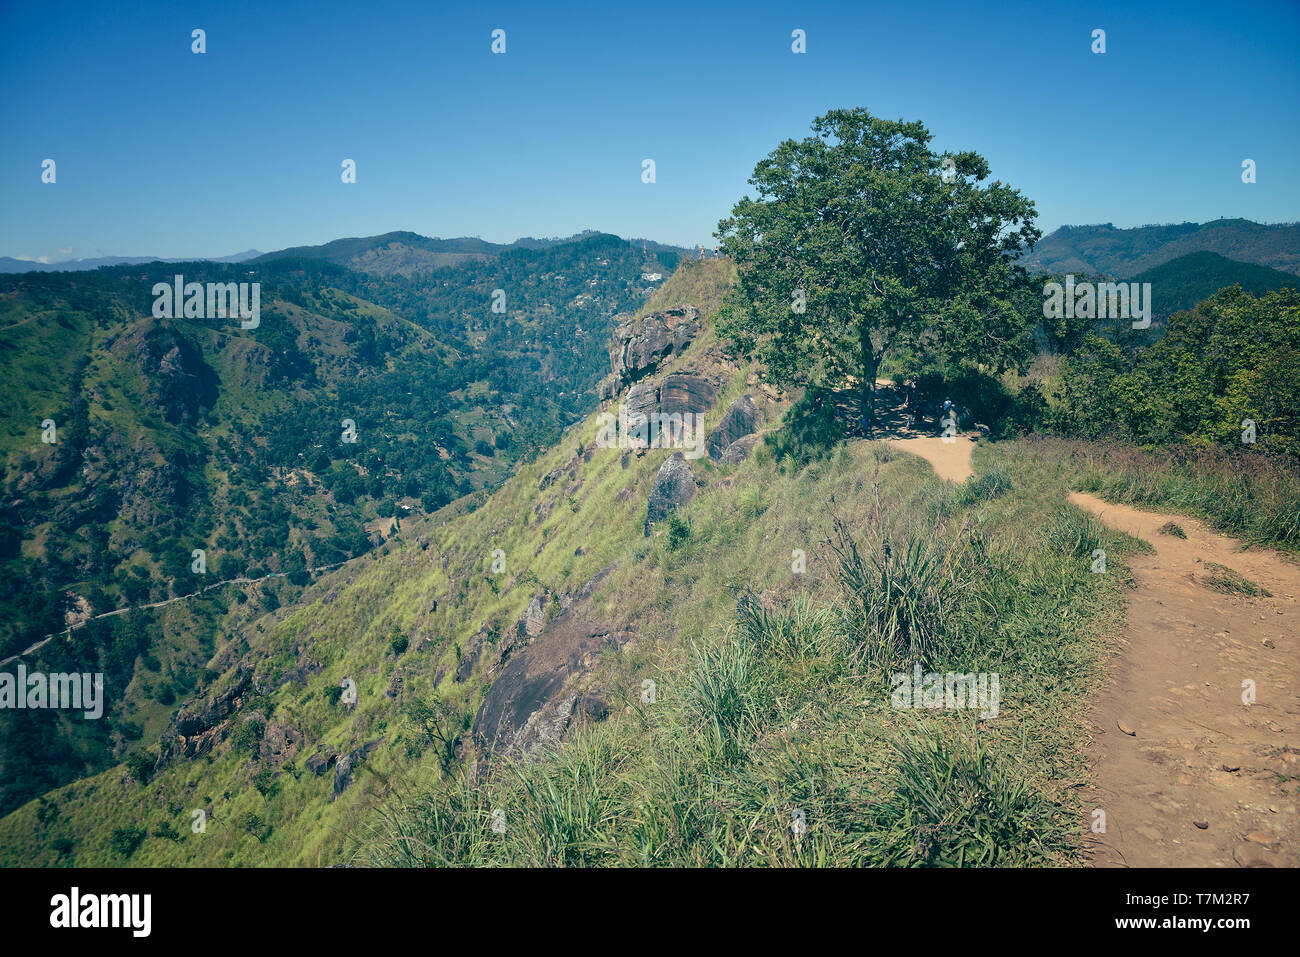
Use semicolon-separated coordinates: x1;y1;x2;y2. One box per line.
0;259;1142;867
0;233;669;817
1130;250;1299;317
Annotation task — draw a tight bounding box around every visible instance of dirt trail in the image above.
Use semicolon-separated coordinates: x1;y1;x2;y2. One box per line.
885;435;976;482
879;425;1298;867
1071;493;1300;867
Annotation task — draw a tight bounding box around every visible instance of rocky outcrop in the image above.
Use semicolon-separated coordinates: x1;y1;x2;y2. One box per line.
706;395;760;461
645;452;697;534
624;381;658;420
600;306;701;397
306;751;336;776
157;665;254;768
259;721;303;767
473;609;633;758
332;739;382;800
659;373;718;415
719;433;761;463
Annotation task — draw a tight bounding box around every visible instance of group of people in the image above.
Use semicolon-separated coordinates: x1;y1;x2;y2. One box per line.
850;380;955;437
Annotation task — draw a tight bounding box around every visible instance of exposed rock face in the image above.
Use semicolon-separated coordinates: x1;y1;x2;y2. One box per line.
659;373;718;416
601;306;701;397
473;609;633;758
624;381;659;420
306;751;336;776
259;721;302;767
157;665;254;767
719;433;761;463
332;739;382;800
645;452;697;534
706;395;760;461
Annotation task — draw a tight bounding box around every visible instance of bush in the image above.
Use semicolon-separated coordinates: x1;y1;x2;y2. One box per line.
390;632;409;655
110;826;146;858
231;717;265;756
125;751;155;785
665;513;691;551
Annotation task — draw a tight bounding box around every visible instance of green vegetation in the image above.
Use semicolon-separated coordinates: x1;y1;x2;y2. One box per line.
1128;251;1299;319
0;232;671;817
1054;287;1300;456
1020;219;1300;279
716;108;1040;426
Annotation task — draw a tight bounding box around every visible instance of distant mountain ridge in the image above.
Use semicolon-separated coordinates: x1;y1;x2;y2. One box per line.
253;230;692;277
0;250;263;274
1021;219;1300;278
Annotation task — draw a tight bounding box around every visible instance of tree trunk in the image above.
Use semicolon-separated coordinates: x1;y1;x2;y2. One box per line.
860;327;880;433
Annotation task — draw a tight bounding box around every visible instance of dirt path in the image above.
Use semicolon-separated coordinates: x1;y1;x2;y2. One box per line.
1070;493;1300;867
0;559;356;668
877;425;1298;867
884;435;976;482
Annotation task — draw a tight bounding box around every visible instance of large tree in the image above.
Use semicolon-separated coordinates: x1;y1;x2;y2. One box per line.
715;108;1042;428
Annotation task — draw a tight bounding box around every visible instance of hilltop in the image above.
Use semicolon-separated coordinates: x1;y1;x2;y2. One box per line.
1021;219;1300;278
1129;251;1300;319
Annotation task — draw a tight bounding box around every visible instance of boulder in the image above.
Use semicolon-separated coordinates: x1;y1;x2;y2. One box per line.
645;452;697;534
305;751;336;776
332;739;382;800
473;609;633;758
719;433;761;463
608;306;701;387
706;395;759;460
660;373;718;416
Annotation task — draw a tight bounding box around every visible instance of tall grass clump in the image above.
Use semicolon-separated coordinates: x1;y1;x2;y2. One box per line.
828;513;972;669
868;723;1070;866
683;642;758;764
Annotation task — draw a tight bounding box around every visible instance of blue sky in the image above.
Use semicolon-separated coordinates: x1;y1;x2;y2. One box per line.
2;0;1298;261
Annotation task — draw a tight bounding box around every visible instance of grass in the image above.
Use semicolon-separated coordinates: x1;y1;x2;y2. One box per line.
1197;562;1271;597
1032;436;1300;554
361;433;1140;868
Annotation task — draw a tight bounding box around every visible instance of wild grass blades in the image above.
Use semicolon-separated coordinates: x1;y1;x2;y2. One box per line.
868;720;1070;867
828;512;975;669
1025;435;1300;553
683;641;759;764
1042;505;1103;558
736;590;840;660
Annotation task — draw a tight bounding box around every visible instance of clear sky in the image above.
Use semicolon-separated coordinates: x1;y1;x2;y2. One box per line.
2;0;1298;262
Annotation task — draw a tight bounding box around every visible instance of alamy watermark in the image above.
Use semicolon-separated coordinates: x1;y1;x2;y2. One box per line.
1;665;103;719
595;404;706;459
890;663;999;719
152;274;260;329
1043;275;1151;329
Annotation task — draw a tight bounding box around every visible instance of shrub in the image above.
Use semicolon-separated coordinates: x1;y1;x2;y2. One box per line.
125;751;155;785
110;826;146;858
665;513;691;551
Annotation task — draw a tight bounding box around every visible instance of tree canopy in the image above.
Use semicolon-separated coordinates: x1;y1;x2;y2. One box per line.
715;108;1041;425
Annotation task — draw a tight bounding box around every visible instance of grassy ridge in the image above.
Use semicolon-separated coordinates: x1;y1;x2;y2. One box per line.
365;436;1143;867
